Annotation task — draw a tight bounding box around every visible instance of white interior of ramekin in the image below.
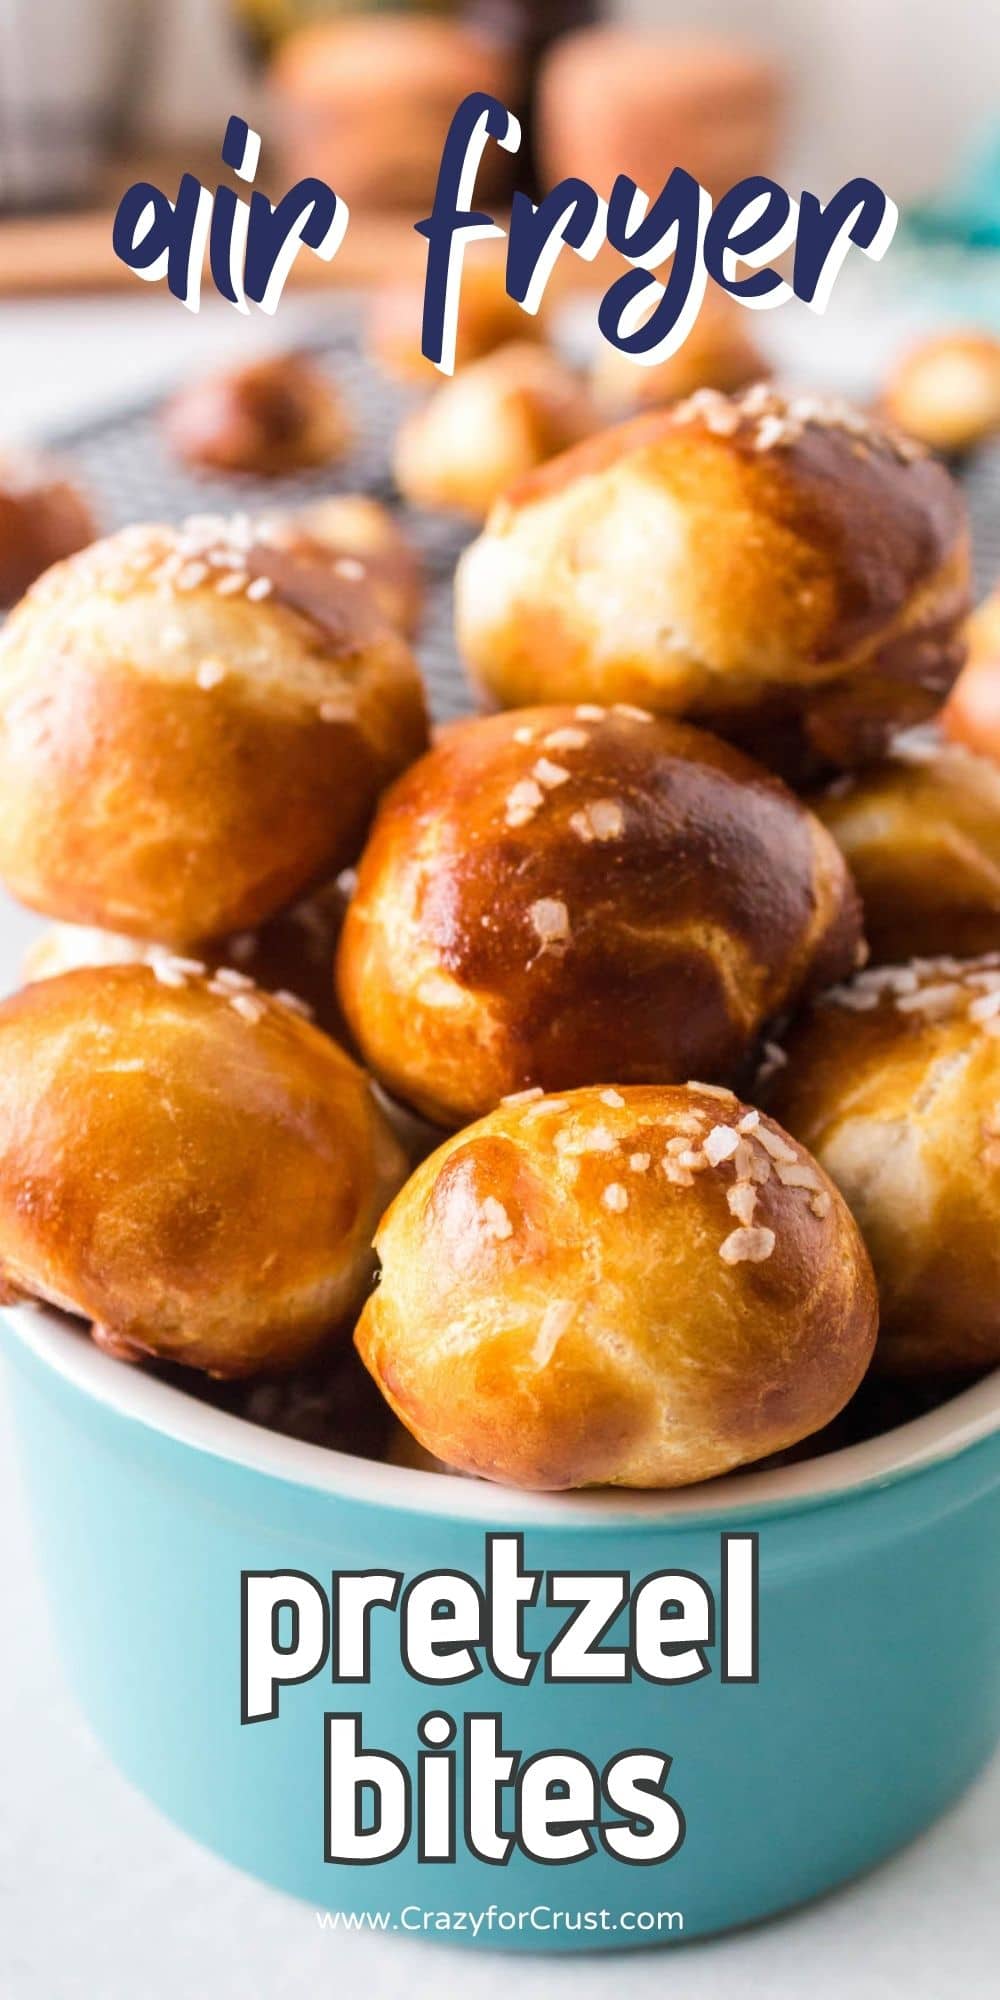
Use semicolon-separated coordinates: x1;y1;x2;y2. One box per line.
4;1301;1000;1528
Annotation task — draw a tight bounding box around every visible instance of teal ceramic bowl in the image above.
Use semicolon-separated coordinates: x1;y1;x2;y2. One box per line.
3;1301;1000;1950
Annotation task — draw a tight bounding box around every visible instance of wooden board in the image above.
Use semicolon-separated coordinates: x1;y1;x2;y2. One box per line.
0;201;430;297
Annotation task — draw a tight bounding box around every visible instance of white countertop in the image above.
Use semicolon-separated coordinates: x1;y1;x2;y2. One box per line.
0;290;998;1998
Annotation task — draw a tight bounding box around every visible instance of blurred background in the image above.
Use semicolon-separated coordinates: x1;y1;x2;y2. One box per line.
1;0;999;261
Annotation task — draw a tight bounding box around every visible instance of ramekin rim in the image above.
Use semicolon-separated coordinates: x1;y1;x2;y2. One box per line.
4;1301;1000;1528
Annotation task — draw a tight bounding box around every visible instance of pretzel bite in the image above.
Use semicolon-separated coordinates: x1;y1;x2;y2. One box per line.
455;385;970;783
943;585;1000;761
22;878;350;1039
813;731;1000;961
884;331;1000;456
0;517;427;943
0;450;96;606
164;352;350;476
369;258;543;385
335;705;863;1128
355;1083;877;1489
590;296;764;416
272;495;424;636
393;343;599;519
0;964;407;1376
771;958;1000;1374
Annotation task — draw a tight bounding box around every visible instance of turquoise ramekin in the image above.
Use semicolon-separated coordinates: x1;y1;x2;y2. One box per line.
3;1302;1000;1951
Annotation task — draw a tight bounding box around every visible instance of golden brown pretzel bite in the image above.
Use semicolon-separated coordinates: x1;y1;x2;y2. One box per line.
164;352;350;476
336;704;863;1127
771;956;1000;1374
813;731;1000;962
883;331;1000;456
393;343;600;520
356;1083;878;1490
0;449;96;606
0;517;428;943
455;385;970;783
0;964;406;1377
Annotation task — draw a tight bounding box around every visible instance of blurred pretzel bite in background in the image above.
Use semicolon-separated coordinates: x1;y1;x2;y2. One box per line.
943;583;1000;759
265;495;424;637
770;957;1000;1376
164;352;351;476
22;878;350;1042
883;331;1000;457
335;704;863;1128
812;729;1000;962
0;449;96;606
455;385;971;785
0;516;427;944
0;965;406;1378
270;13;517;212
393;343;600;520
537;29;784;206
369;255;544;386
354;1083;878;1490
590;290;765;417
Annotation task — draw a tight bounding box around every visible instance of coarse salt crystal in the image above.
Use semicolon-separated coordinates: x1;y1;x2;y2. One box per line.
501;1086;545;1106
512;725;535;745
532;757;571;790
212;966;255;991
542;727;588;752
629;1153;651;1172
532;1298;574;1367
150;955;188;988
602;1182;629;1212
704;1125;740;1166
810;1192;832;1219
896;983;961;1016
737;1110;760;1134
216;571;248;596
774;1160;821;1190
727;1183;758;1226
196;658;226;690
754;1125;798;1164
970;990;1000;1023
569;798;625;843
333;557;365;581
505;778;544;828
688;1081;737;1103
529;898;571;945
829;986;879;1011
758;1040;788;1076
230;993;265;1024
575;705;605;721
601;1089;625;1107
273;989;312;1018
719;1225;776;1265
613;703;653;722
246;575;272;602
480;1196;513;1242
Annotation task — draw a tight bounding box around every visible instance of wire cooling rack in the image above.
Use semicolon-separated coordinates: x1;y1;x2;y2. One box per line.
41;304;476;724
41;297;1000;723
